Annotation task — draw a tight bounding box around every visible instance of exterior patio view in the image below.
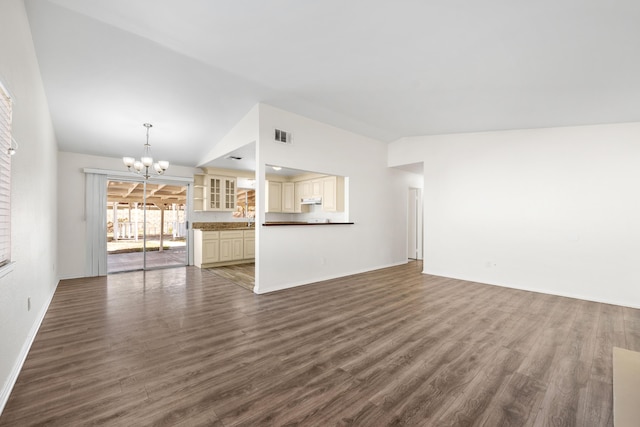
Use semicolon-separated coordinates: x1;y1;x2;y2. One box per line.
107;180;187;273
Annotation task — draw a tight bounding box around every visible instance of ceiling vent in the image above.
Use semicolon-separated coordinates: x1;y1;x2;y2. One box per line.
274;128;292;144
225;155;243;160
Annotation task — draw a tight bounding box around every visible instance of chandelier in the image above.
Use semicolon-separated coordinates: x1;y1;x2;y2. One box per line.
122;123;169;179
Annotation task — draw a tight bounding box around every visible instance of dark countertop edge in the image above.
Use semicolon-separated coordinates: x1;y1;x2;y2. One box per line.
262;222;355;226
193;226;255;231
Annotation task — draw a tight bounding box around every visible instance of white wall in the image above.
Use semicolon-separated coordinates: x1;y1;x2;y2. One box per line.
389;122;640;308
255;104;422;293
0;0;59;413
57;152;200;279
198;104;258;167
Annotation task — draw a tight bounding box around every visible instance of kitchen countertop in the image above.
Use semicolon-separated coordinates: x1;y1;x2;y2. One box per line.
262;222;355;226
192;222;255;231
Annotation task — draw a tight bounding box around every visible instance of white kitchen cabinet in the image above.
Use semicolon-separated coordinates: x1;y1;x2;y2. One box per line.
282;182;295;213
193;174;236;211
194;228;254;268
311;179;323;198
321;176;345;212
265;180;282;212
294;181;310;213
219;230;244;262
194;230;219;267
299;180;312;199
208;176;236;211
243;230;255;259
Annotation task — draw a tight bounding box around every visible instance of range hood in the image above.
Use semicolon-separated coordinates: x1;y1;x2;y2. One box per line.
300;197;322;205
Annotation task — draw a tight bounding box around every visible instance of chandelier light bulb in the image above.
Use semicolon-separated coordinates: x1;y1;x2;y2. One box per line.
157;160;169;170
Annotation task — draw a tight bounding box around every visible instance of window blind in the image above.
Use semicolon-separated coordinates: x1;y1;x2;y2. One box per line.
0;84;12;268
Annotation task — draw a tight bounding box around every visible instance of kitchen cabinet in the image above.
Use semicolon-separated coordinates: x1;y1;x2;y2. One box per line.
311;179;323;198
321;176;345;212
219;230;244;262
265;180;282;212
209;176;236;211
194;228;255;268
299;180;312;199
282;182;295;213
194;230;219;267
294;181;310;213
193;174;236;211
243;230;255;258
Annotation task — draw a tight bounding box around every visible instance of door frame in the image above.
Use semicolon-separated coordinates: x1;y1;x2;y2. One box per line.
84;168;193;275
408;187;423;260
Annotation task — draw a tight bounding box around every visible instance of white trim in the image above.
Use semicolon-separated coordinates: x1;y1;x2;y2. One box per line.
421;270;640;310
82;168;194;183
0;261;15;279
0;279;59;415
254;260;408;294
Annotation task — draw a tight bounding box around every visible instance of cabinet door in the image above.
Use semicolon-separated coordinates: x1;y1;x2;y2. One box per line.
244;238;255;259
209;177;222;210
224;177;236;210
311;180;323;198
300;181;312;199
322;176;345;212
219;239;233;261
232;238;244;260
294;182;303;213
266;181;282;212
322;176;336;211
202;239;219;263
282;182;295;213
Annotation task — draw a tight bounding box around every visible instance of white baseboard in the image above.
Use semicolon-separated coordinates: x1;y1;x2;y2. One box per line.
254;260;409;294
421;269;640;310
0;280;59;416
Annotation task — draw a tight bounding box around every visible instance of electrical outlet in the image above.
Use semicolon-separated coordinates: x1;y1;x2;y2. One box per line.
27;297;31;311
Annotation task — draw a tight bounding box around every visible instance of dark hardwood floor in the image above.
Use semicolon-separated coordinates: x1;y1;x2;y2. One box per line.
1;261;637;426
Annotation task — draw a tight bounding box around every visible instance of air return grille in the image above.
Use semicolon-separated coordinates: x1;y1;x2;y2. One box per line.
274;128;292;144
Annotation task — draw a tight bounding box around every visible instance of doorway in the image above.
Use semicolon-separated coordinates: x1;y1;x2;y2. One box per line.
408;188;423;260
107;179;188;273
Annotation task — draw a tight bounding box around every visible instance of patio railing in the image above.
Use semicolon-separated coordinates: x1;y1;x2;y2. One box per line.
112;221;186;240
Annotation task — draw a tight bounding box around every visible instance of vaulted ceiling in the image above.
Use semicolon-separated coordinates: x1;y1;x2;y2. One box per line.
25;0;640;167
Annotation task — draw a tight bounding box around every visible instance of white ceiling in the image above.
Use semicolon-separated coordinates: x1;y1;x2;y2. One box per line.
24;0;640;168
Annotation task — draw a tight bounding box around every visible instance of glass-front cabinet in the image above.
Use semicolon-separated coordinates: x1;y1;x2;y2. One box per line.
209;176;222;210
224;178;236;210
193;174;236;212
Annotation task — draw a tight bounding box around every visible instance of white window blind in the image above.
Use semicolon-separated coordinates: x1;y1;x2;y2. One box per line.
0;84;12;268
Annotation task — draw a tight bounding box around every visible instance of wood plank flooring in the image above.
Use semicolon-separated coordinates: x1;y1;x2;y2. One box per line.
207;263;255;292
1;261;638;426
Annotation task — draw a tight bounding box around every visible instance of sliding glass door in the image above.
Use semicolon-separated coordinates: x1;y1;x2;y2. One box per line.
107;178;188;273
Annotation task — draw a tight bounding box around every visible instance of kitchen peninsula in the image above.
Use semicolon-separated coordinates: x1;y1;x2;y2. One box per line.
193;222;255;268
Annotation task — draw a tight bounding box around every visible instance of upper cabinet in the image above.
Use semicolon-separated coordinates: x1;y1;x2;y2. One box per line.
194;174;236;211
265;174;345;213
321;176;345;212
265;180;282;212
282;182;295;213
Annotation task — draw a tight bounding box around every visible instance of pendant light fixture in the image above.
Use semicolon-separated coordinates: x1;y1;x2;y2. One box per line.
123;123;169;179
